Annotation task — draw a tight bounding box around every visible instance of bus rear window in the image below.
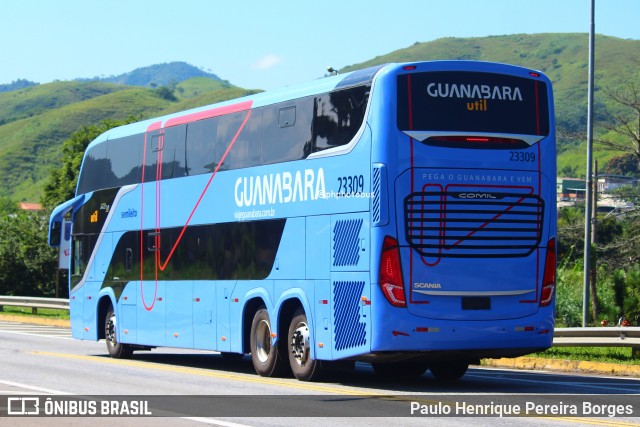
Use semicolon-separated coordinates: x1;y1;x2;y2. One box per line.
397;71;549;137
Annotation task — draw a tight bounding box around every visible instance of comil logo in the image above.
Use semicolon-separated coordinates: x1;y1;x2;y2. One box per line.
451;192;504;200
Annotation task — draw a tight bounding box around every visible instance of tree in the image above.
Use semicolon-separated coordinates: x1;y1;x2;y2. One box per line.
604;153;638;176
0;209;57;296
598;81;640;173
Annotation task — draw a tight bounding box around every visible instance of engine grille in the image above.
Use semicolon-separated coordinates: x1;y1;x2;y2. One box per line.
404;190;544;258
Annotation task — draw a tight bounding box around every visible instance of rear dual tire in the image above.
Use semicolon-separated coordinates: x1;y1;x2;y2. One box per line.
249;306;323;381
249;307;288;377
288;308;324;381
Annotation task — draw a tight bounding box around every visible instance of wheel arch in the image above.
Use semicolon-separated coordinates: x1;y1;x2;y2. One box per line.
276;295;314;358
96;294;115;341
242;296;268;354
278;297;304;340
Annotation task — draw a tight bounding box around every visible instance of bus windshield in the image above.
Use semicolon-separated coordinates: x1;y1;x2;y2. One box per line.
397;71;549;137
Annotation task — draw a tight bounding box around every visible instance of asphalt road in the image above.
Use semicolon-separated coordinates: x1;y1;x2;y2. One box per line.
1;319;639;426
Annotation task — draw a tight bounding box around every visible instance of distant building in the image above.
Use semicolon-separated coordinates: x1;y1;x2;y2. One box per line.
19;202;42;212
597;175;638;193
557;178;586;200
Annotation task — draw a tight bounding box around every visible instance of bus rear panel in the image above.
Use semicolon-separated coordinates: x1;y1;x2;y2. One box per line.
369;62;556;362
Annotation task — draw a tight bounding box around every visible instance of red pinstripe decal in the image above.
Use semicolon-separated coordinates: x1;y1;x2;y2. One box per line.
141;121;162;311
164;101;253;127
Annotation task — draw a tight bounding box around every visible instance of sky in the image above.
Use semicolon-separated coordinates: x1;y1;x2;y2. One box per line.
2;0;640;91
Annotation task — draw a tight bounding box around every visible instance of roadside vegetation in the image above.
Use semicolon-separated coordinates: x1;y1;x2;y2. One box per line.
0;306;69;321
532;346;640;365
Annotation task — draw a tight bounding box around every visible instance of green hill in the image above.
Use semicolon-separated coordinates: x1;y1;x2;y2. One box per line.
0;81;128;126
94;62;225;87
0;78;251;201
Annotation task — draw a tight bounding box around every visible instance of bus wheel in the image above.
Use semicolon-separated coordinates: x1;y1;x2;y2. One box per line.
288;308;323;381
429;362;468;381
372;362;428;378
250;307;287;377
105;306;133;359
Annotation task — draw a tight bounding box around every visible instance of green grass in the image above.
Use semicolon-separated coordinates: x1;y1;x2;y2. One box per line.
532;346;640;365
0;305;69;320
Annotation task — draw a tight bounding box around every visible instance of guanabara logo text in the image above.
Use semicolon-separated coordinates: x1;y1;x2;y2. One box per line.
234;168;326;207
426;82;523;101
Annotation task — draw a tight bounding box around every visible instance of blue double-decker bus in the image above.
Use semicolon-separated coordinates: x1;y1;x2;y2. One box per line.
49;61;556;381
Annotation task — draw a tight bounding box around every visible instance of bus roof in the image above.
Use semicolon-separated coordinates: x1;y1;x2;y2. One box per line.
87;64;390;149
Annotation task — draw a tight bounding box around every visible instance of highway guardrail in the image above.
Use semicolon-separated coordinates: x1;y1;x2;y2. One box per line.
0;295;70;314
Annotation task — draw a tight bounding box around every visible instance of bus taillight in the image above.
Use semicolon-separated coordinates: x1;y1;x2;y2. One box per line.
379;236;406;308
540;238;556;307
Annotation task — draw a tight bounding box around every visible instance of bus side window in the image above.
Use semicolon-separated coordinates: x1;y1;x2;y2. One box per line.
313;86;369;152
107;232;139;282
186;118;218;176
216;110;261;171
106;134;143;188
72;238;83;278
71;235;93;287
261;97;314;164
162;125;187;179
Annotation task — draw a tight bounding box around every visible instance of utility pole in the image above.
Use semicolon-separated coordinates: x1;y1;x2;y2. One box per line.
591;160;599;321
583;0;596;327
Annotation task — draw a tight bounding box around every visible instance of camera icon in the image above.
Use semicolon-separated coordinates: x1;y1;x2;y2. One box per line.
7;397;40;415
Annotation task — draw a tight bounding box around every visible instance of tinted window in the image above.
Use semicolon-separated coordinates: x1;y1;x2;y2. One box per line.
312;86;369;152
142;130;162;183
107;134;143;187
107;231;139;282
262;97;314;164
186;118;218;175
76;85;372;196
162;125;187;179
397;71;549;136
73;188;119;235
216;110;261;171
108;219;286;281
71;234;95;287
77;143;108;194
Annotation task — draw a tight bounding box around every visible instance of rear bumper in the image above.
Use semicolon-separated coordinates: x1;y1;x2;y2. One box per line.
370;294;554;358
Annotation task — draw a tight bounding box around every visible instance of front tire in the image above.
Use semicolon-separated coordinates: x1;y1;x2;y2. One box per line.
250;307;288;377
105;306;133;359
288;308;324;381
